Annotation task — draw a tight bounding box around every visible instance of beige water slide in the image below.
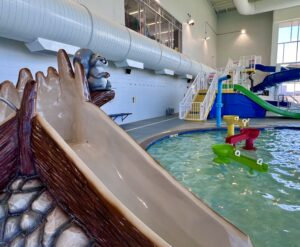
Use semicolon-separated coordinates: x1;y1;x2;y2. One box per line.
0;50;253;247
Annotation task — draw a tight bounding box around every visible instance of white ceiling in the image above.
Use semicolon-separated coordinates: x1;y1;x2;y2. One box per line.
209;0;235;13
209;0;262;13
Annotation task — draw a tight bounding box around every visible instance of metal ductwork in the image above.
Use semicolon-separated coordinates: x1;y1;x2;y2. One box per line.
233;0;300;15
0;0;214;77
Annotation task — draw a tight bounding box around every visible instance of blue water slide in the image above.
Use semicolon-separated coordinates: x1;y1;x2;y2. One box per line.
255;64;288;73
252;68;300;92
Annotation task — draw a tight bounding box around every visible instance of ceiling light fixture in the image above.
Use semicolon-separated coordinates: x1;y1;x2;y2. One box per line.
147;21;161;26
241;29;246;34
203;22;210;41
187;13;195;26
129;9;143;15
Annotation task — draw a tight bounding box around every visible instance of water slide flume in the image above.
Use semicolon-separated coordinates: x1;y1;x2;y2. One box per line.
253;66;300;92
0;50;254;246
234;84;300;119
212;144;269;173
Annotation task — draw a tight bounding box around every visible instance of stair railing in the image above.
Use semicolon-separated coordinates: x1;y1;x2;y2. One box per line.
237;55;262;88
199;59;234;120
179;68;207;119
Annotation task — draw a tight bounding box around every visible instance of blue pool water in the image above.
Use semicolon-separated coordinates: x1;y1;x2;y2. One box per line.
147;128;300;247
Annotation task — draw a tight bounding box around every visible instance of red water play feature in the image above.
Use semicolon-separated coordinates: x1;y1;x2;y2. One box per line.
225;128;260;150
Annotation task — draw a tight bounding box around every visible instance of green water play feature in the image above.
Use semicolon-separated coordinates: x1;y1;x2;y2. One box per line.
212;143;269;173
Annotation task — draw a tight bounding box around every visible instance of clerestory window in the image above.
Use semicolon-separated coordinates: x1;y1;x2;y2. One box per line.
125;0;182;52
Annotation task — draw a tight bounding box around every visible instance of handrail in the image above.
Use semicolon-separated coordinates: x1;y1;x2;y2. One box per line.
234;55;262;87
199;73;217;120
179;69;207;119
277;94;300;111
179;56;263;121
199;59;235;121
278;94;300;104
287;95;300;104
179;58;236;121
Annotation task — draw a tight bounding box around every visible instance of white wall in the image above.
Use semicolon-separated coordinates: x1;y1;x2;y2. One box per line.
0;37;187;124
217;10;273;67
159;0;217;68
101;67;187;124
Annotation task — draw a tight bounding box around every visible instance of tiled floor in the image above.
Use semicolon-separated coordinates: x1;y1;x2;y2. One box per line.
121;114;300;143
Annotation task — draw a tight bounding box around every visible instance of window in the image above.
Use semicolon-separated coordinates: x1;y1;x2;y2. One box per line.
277;21;300;64
276;21;300;97
125;0;182;52
278;81;300;97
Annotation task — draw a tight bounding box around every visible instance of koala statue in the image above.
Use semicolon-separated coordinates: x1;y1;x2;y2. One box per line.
73;49;112;92
73;48;93;76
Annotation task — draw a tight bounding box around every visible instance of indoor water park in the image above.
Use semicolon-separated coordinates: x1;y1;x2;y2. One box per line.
147;127;300;247
0;0;300;247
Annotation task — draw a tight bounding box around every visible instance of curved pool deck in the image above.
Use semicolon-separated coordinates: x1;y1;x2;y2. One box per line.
121;115;300;146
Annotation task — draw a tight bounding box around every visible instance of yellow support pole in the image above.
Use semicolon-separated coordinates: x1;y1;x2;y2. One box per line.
223;115;250;137
223;115;239;137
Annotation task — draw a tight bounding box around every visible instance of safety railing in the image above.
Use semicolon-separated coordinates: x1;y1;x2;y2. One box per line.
199;73;218;120
180;72;218;121
287;95;300;104
239;55;261;70
218;59;238;90
236;55;262;88
277;94;300;111
179;56;263;121
199;59;235;120
180;102;202;120
180;59;234;121
179;69;207;119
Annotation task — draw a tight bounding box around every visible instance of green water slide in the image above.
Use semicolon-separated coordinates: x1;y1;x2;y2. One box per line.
234;84;300;119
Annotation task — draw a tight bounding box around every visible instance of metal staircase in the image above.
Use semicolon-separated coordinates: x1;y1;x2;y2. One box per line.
179;59;235;121
179;71;208;120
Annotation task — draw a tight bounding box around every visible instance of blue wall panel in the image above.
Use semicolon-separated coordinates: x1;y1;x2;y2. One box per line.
209;93;266;118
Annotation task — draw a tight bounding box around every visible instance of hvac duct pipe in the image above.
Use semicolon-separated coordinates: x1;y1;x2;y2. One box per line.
0;0;211;76
233;0;300;15
176;54;192;75
190;61;203;76
157;46;181;72
0;0;92;47
126;29;162;69
87;12;132;62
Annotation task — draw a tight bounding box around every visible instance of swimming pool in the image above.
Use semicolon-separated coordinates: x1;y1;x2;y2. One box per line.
147;128;300;247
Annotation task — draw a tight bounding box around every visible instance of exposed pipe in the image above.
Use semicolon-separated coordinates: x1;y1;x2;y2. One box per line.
216;75;231;128
0;0;214;77
233;0;300;15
